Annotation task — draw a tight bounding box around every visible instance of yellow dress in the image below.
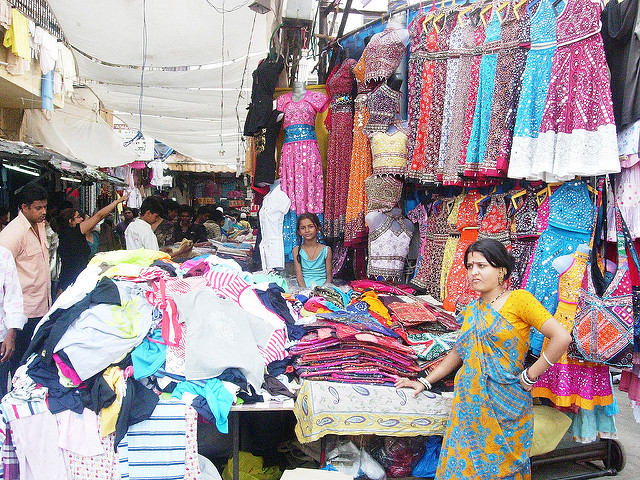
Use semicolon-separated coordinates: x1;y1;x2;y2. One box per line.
440;195;464;301
436;290;551;480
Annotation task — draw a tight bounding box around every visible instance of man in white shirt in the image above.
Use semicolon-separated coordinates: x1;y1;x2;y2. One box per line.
125;197;163;250
125;197;192;259
0;245;26;395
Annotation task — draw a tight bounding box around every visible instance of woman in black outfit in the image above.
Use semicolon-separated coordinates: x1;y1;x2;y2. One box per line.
57;193;128;293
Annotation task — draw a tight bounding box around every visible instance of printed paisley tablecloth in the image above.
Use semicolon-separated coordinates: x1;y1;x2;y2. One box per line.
294;380;453;443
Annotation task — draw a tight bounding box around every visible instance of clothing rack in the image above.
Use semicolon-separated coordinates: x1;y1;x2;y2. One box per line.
530;438;625;479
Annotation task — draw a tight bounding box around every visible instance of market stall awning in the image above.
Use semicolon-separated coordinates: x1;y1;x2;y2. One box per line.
166;153;236;174
45;0;271;168
20;97;140;167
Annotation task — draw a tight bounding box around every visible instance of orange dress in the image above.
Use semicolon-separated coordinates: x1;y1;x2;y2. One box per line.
443;191;482;311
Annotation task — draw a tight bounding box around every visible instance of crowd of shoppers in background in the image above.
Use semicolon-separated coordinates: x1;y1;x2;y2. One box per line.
0;183;255;393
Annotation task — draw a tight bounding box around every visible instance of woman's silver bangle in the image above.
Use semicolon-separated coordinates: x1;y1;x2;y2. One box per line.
541;351;555;367
520;368;536;386
417;377;432;390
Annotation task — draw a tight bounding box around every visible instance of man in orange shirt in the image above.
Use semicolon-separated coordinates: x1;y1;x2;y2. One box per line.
0;183;50;373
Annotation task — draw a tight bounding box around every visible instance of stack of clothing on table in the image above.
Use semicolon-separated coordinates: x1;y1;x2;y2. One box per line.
0;249;300;480
290;281;461;384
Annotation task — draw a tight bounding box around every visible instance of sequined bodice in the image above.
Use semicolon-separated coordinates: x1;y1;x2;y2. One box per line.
370;129;408;161
484;10;502;44
513;187;540;238
548;181;595;234
480;194;509;233
530;0;557;46
555;0;602;45
447;195;465;234
457;191;482;231
280;91;327;128
363;28;407;85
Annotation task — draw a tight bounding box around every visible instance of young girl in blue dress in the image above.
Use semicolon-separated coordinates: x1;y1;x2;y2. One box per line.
292;213;333;288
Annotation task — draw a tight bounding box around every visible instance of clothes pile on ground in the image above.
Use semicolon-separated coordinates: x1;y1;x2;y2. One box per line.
290;280;460;384
0;249;302;480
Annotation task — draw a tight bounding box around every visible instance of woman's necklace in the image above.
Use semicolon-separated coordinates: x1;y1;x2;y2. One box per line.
487;289;507;307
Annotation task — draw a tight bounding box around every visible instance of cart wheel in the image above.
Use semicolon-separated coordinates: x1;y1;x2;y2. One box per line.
609;439;625;473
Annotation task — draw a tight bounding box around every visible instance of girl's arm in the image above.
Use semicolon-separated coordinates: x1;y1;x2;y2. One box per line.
394;348;462;397
325;246;333;284
292;246;306;287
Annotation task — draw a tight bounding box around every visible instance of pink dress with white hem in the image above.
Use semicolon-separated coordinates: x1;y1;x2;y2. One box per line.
532;0;620;181
277;91;328;214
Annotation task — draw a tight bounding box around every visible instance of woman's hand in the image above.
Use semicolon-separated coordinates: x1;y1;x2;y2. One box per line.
519;376;533;392
394;377;425;397
117;192;130;204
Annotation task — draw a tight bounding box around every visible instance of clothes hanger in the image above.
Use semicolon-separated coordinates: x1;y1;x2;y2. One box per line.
480;3;494;27
552;0;564;16
496;0;510;23
527;0;542;15
408;1;425;29
513;0;528;19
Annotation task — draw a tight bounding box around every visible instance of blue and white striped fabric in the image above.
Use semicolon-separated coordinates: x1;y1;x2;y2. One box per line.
118;401;187;480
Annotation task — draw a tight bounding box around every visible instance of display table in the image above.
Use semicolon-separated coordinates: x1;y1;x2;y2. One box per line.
293;380;454;443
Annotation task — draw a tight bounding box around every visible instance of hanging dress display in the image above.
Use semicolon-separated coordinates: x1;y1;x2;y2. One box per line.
510;186;541;290
457;20;487;177
422;16;454;184
482;4;521;178
408;27;438;181
601;0;640;129
437;18;464;179
443;190;482;311
407;14;428;165
411;199;449;296
325;59;356;244
244;55;285;136
440;195;464;301
276;90;329;214
442;16;476;185
495;4;532;169
508;0;557;179
464;10;502;177
532;0;620;181
524;180;595;354
477;193;511;250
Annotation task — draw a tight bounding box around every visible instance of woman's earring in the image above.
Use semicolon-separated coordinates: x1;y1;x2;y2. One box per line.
498;270;505;285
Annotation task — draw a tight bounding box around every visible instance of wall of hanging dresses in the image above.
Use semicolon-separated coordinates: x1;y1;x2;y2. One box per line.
244;0;640;428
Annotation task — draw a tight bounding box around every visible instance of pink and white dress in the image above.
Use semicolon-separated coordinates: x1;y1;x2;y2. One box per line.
532;0;620;181
277;91;328;214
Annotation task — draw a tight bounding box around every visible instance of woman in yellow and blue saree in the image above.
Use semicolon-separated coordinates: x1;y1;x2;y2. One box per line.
395;238;572;480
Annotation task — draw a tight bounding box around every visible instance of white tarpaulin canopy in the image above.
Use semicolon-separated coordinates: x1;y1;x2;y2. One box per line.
45;0;271;168
20;97;140;167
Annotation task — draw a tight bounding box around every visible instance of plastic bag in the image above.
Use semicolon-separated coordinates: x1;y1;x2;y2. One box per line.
411;436;443;478
222;451;282;480
370;437;425;478
325;439;386;480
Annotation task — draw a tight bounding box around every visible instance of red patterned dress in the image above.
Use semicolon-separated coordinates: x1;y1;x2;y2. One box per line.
325;59;356;244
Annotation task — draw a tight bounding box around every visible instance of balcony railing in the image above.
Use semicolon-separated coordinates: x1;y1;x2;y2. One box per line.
8;0;66;42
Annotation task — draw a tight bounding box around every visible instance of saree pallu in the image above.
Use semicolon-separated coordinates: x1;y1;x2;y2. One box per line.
436;301;533;480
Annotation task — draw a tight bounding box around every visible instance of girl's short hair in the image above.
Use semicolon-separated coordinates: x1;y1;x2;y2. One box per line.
464;238;515;279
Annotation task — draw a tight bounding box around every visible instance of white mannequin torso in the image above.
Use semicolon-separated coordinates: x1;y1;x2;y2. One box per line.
552;243;590;273
366;208;414;234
